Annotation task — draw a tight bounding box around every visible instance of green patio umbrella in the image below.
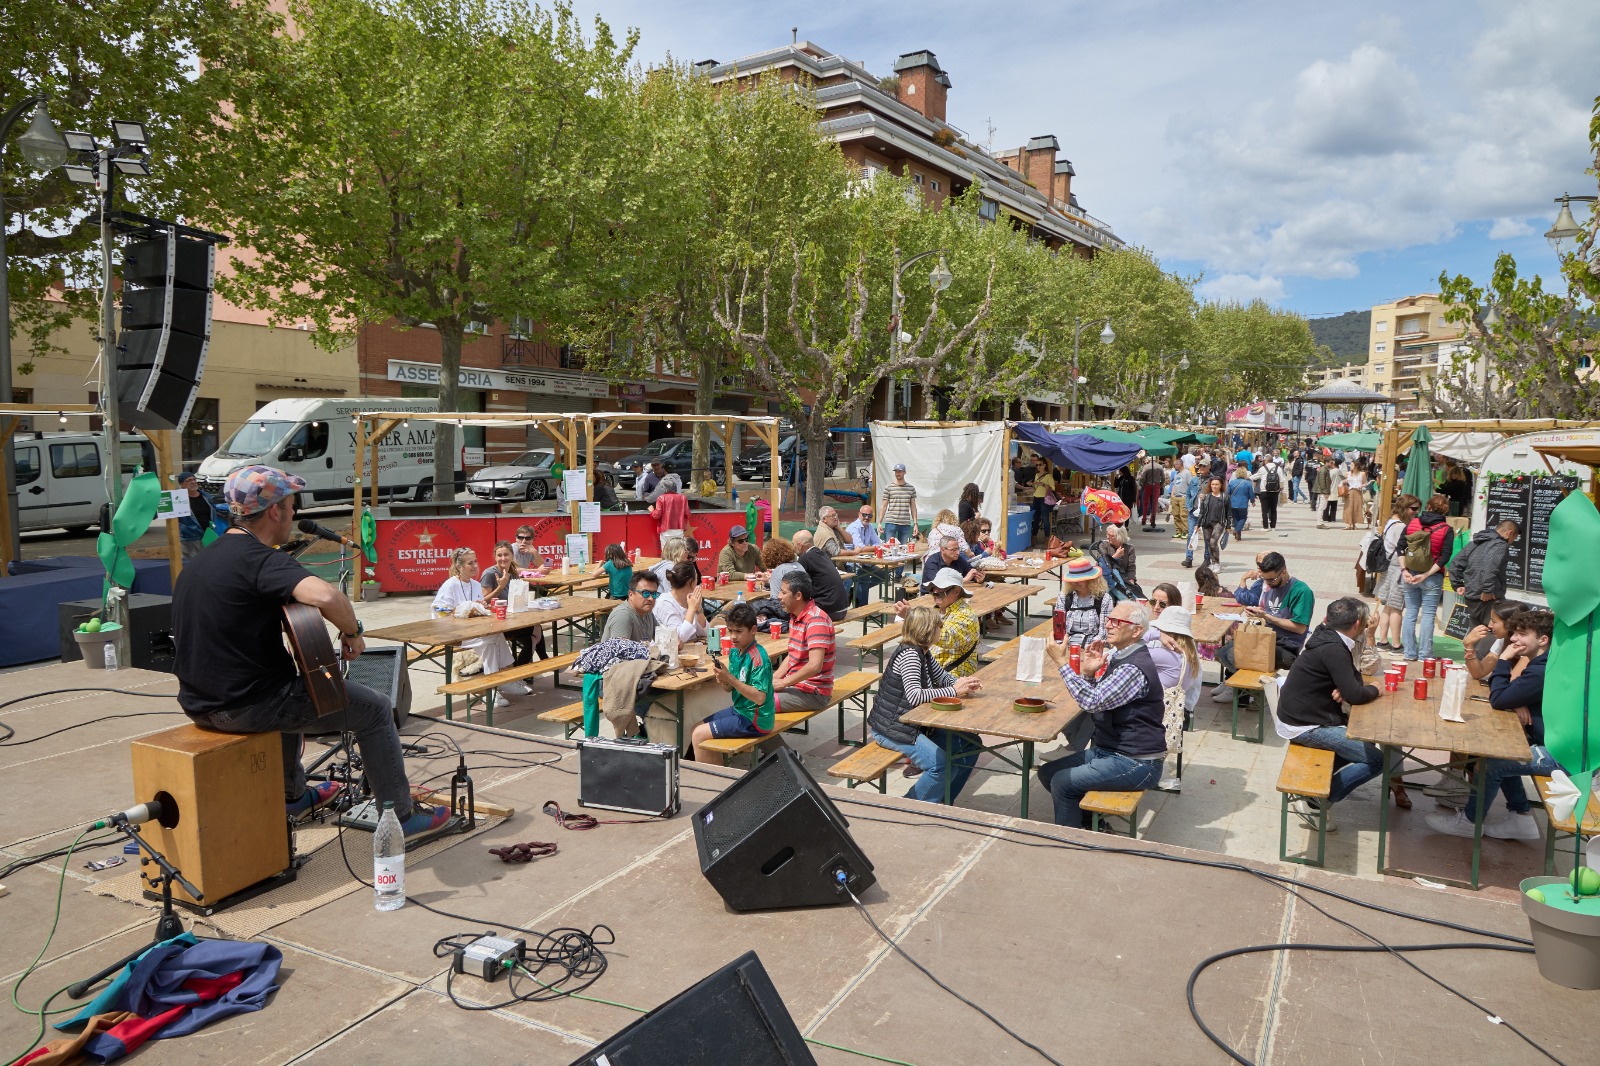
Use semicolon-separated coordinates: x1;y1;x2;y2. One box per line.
1315;431;1382;453
1084;426;1177;457
1400;424;1433;501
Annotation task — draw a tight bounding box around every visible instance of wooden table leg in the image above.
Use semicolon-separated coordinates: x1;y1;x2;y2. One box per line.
444;646;455;721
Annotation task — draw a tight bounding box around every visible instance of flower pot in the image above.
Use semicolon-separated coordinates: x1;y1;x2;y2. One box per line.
1520;875;1600;990
361;582;384;600
71;623;124;671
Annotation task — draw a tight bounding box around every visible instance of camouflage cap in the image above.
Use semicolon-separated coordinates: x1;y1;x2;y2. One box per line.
224;465;305;517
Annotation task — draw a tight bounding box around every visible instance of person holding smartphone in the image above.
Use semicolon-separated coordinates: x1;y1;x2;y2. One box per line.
691;603;775;764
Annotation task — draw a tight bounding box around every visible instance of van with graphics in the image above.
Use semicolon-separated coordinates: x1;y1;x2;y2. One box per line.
195;397;448;505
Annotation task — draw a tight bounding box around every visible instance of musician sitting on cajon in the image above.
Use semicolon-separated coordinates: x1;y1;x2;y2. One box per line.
172;465;450;838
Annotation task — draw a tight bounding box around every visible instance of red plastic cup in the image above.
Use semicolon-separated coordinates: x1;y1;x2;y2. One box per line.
1069;645;1082;675
1194;594;1204;610
1393;662;1407;681
770;622;782;638
720;630;732;655
1413;677;1429;700
1422;658;1437;678
875;545;883;559
746;577;756;593
701;576;714;591
493;600;507;620
1384;674;1399;693
718;572;729;586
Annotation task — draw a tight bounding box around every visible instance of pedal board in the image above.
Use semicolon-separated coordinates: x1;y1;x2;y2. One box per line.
338;800;465;850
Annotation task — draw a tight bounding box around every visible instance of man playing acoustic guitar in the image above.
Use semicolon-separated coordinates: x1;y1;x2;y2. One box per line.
172;466;449;837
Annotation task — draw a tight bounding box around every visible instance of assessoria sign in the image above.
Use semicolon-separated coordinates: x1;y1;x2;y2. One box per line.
386;359;611;399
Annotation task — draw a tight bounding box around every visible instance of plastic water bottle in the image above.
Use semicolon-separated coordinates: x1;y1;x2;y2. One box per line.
103;642;119;671
735;590;745;604
373;801;405;911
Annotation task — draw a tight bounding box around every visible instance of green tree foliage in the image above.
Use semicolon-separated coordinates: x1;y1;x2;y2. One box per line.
1307;310;1372;361
1;0;278;369
1436;95;1600;420
1191;300;1316;419
179;0;635;494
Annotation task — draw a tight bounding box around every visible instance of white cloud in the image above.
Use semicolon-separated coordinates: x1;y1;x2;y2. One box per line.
1195;274;1286;305
1488;217;1533;239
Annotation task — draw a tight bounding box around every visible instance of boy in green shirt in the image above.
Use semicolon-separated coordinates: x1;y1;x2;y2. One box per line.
691;602;775;764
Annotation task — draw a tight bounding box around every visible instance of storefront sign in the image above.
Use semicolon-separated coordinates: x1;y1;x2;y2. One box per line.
386;359;610;399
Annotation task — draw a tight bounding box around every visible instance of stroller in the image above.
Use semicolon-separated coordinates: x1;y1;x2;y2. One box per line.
1086;537;1146;604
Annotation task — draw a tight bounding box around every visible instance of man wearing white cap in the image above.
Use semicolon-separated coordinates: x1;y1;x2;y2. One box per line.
880;463;918;544
172;465;450;839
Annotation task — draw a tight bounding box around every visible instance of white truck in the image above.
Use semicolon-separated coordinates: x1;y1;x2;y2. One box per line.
195;397;447;505
10;432;158;534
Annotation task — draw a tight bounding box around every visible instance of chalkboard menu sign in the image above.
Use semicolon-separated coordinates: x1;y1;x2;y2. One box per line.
1481;473;1583;593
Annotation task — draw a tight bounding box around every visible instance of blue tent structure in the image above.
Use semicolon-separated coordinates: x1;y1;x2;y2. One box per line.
1012;422;1144;476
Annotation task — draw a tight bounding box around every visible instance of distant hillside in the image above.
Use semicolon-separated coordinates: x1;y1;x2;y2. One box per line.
1309;310;1371;359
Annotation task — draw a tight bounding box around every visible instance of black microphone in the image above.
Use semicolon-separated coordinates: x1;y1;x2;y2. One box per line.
297;518;360;549
94;799;166;830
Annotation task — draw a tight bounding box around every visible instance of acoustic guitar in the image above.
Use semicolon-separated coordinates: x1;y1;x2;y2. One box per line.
282;602;347;716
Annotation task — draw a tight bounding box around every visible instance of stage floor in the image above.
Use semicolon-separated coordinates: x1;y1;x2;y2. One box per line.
1;663;1594;1066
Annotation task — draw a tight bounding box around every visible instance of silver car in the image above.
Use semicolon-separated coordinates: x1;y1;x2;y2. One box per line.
466;449;566;501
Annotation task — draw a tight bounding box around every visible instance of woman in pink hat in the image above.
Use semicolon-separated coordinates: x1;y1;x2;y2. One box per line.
1054;556;1112;646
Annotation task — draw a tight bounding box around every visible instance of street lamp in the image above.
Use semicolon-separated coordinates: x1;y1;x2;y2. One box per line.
1069;316;1113;422
1545;193;1595;255
887;249;952;419
1;95;71;563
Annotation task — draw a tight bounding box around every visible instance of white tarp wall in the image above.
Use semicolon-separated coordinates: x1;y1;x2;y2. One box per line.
869;422;1006;530
1428;431;1511;467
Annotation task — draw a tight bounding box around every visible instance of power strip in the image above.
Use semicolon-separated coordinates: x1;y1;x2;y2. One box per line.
452;934;526;981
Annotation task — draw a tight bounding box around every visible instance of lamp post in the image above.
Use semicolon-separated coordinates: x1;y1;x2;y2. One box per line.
1;97;71;564
1545;193;1596;255
886;249;952;420
1069;316;1114;422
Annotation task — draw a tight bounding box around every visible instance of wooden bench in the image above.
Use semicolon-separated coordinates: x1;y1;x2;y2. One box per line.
1225;668;1271;743
1534;775;1600;876
536;701;587;739
1277;744;1335;867
824;670;882;747
698;709;826;763
827;742;903;794
838;602;886;633
1081;791;1144;837
701;669;882;764
436;650;582;725
848;626;901;671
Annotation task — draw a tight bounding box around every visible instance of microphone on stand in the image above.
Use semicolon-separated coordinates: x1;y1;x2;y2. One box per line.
93;799;166;830
297;518;362;550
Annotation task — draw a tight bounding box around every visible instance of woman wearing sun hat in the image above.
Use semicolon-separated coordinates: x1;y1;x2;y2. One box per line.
1054;553;1112;647
1145;605;1201;790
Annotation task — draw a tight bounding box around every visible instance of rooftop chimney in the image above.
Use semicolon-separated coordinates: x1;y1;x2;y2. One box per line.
893;50;951;124
1021;135;1058;194
1052;158;1075;207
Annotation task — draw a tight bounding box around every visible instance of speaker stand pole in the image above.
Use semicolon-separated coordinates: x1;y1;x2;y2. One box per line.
66;822;198;1000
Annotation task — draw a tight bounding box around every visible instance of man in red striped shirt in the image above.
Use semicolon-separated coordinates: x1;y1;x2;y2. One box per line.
773;570;835;714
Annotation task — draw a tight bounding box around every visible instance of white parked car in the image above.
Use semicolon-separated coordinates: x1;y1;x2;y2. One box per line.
467;449;571;501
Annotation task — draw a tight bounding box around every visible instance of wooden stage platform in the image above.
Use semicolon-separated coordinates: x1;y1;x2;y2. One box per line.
1;663;1593;1065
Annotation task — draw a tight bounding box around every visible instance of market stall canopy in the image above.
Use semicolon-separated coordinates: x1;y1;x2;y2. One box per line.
1084;425;1177;457
1136;427;1207;448
1316;431;1383;453
1012;422;1145;476
1287;381;1394;406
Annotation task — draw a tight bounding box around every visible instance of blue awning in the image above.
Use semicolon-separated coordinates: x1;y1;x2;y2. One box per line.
1012;422;1144;476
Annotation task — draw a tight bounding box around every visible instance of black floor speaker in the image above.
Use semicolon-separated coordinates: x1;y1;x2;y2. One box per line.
342;646;411;727
568;951;815;1066
693;748;874;912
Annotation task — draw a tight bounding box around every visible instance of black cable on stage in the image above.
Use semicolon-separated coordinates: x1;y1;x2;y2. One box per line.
1186;942;1552;1066
0;687;179;745
842;880;1063;1066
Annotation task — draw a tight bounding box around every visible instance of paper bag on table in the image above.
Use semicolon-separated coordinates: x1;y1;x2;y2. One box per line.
1016;637;1045;683
654;625;680;668
508;578;529;612
1232;618;1277;673
1437;667;1467;723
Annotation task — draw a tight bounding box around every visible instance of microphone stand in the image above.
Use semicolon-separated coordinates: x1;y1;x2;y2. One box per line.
67;821;201;1000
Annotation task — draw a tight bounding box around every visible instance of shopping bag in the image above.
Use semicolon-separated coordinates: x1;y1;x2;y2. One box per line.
1233;618;1277;673
1016;637;1045;683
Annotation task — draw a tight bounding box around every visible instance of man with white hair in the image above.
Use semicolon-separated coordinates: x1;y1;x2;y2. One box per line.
1038;600;1168;828
813;505;853;557
792;528;852;621
919;535;987;593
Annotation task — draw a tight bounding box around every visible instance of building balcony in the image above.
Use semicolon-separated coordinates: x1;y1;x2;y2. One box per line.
502;335;585;372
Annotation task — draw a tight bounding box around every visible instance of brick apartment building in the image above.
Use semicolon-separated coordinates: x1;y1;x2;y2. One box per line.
349;40;1129;468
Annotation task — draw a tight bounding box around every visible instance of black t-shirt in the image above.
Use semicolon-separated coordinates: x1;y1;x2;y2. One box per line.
921;552;972;588
173;531;312;714
958;500;978;523
798;546;850;618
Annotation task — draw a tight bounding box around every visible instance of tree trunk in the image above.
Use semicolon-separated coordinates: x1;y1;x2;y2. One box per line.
803;419;829;525
434;321;464;501
692;350;716;494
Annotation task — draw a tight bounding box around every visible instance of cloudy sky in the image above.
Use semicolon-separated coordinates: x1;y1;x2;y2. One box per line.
568;0;1598;318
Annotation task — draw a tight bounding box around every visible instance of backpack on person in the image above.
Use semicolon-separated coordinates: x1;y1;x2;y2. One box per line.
1404;529;1435;573
1364;518;1400;574
1264;468;1280;494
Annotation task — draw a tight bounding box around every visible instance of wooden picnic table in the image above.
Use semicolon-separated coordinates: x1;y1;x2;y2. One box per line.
900;619;1077;819
1347;684;1531;889
368;595;616;717
644;632;791;750
849;582;1044;667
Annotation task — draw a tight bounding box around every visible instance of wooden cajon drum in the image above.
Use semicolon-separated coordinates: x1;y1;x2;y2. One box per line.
130;724;292;907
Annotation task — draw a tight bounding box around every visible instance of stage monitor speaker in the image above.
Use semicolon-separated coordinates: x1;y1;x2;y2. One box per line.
568;951;815;1066
130;723;293;907
692;747;874;912
343;646;412;726
59;593;174;672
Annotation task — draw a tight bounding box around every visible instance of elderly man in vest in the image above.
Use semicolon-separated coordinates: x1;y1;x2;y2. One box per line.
1038;600;1167;828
